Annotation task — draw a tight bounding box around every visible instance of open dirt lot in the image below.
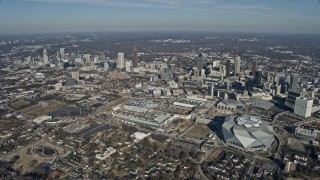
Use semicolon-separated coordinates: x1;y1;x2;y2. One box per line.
0;119;26;131
206;150;224;162
20;100;66;118
185;124;212;140
9;100;32;110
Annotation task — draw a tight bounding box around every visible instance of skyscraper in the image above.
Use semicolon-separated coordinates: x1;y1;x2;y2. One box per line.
252;60;257;76
226;59;231;78
104;62;109;72
71;71;80;81
132;46;139;68
196;53;204;72
178;76;184;87
117;52;125;69
43;49;49;64
56;51;61;61
60;48;65;60
294;97;313;118
26;56;31;64
84;54;91;62
212;60;220;68
285;88;302;108
290;74;299;89
276;84;282;96
126;60;133;72
255;71;263;85
208;83;215;97
99;53;106;61
168;64;176;74
235;56;241;76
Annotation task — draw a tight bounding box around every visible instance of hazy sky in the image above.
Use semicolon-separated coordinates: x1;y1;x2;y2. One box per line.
0;0;319;34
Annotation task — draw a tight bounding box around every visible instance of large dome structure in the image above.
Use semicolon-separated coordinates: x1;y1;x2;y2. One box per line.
222;114;274;151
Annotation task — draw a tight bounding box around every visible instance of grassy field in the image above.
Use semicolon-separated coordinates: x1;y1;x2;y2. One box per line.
20;100;66;118
185;124;212;140
0;119;26;130
9;100;32;110
13;141;65;174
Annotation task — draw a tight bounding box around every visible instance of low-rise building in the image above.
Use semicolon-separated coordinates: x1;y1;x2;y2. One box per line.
295;125;320;140
96;147;116;160
217;99;244;111
33;116;52;124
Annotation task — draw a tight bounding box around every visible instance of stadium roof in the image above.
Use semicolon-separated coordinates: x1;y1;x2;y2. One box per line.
222;114;274;151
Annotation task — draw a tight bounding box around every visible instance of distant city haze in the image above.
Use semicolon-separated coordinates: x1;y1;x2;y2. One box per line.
0;0;319;34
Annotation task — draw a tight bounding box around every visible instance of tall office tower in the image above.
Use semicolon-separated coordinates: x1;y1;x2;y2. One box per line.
94;56;99;63
196;53;204;72
117;53;125;69
132;46;139;68
201;69;206;77
169;64;176;74
245;76;255;91
43;49;49;64
256;71;263;85
290;74;299;89
178;76;184;87
60;48;65;60
276;84;282;95
56;51;61;61
226;59;231;78
104;62;109;71
226;80;230;90
286;88;302;108
235;56;241;76
193;68;200;76
27;56;32;64
274;74;280;85
100;53;106;61
126;60;133;72
294;97;313;118
84;54;91;62
208;83;215;97
212;60;220;68
31;58;36;66
71;71;80;81
219;65;226;78
252;60;257;76
279;76;287;93
270;75;276;84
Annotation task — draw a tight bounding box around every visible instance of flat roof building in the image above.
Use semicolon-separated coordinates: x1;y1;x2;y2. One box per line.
217;99;244;111
112;105;171;129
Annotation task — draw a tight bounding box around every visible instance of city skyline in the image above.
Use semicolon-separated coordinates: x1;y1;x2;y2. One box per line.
1;9;320;178
0;0;320;34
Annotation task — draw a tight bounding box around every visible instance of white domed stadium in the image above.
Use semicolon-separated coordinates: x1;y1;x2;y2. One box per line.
221;114;274;151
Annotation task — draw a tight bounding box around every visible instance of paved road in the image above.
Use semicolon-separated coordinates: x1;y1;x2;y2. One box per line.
247;158;257;179
197;165;209;180
272;111;290;124
291;116;320;126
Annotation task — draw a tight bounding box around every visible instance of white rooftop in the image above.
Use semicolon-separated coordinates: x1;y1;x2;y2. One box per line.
236;114;262;128
173;102;196;108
